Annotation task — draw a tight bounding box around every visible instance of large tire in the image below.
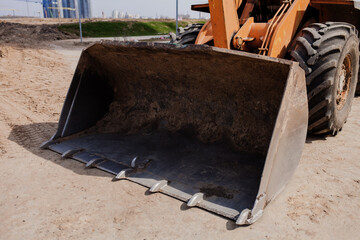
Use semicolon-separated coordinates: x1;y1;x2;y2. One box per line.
170;23;204;45
291;22;359;135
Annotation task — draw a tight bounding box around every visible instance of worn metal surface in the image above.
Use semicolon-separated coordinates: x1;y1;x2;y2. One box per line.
42;42;308;224
48;131;265;219
208;0;239;49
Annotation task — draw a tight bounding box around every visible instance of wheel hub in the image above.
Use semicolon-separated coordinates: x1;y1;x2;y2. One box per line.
336;54;352;110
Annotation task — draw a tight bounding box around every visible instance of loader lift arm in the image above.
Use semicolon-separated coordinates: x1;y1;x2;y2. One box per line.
195;0;310;58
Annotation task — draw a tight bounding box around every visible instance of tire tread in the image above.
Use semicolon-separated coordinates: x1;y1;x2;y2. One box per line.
291;22;359;135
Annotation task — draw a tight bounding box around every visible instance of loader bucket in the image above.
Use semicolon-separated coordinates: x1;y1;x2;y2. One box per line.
41;42;308;225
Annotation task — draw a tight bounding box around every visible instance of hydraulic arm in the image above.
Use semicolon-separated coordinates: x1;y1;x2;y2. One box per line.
195;0;310;58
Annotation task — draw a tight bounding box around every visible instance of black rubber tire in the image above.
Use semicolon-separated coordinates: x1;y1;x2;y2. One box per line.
291;22;359;135
170;23;204;45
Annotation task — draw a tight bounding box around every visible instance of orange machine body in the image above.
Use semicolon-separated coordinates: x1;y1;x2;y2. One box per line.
193;0;359;58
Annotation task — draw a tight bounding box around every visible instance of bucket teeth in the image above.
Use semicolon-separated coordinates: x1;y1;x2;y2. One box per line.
114;156;142;180
236;209;251;225
85;158;104;168
40;140;55;149
130;156;138;168
187;193;204;207
61;148;83;158
114;168;133;180
131;157;152;169
149;180;168;193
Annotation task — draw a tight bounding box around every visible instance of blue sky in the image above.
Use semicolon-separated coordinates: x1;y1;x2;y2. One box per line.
0;0;207;18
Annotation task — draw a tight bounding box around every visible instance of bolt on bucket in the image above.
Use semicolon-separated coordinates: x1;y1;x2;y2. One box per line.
41;42;308;225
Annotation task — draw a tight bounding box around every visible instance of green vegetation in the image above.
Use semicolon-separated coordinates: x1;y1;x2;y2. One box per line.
58;20;205;37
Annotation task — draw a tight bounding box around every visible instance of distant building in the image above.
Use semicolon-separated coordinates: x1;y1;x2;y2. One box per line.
42;0;91;18
119;12;125;18
42;0;60;18
78;0;91;18
112;10;119;19
62;0;76;18
198;12;210;19
178;14;191;20
108;10;143;20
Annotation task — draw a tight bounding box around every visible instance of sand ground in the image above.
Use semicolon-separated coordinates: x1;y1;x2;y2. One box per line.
0;37;359;239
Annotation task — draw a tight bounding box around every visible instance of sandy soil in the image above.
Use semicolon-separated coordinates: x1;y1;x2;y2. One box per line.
0;28;360;239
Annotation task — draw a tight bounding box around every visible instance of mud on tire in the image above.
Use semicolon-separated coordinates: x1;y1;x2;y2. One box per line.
291;22;359;135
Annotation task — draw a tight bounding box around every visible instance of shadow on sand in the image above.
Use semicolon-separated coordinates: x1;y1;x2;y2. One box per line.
7;122;245;229
7;122;111;178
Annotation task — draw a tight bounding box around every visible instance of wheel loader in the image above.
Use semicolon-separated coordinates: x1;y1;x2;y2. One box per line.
41;0;360;225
